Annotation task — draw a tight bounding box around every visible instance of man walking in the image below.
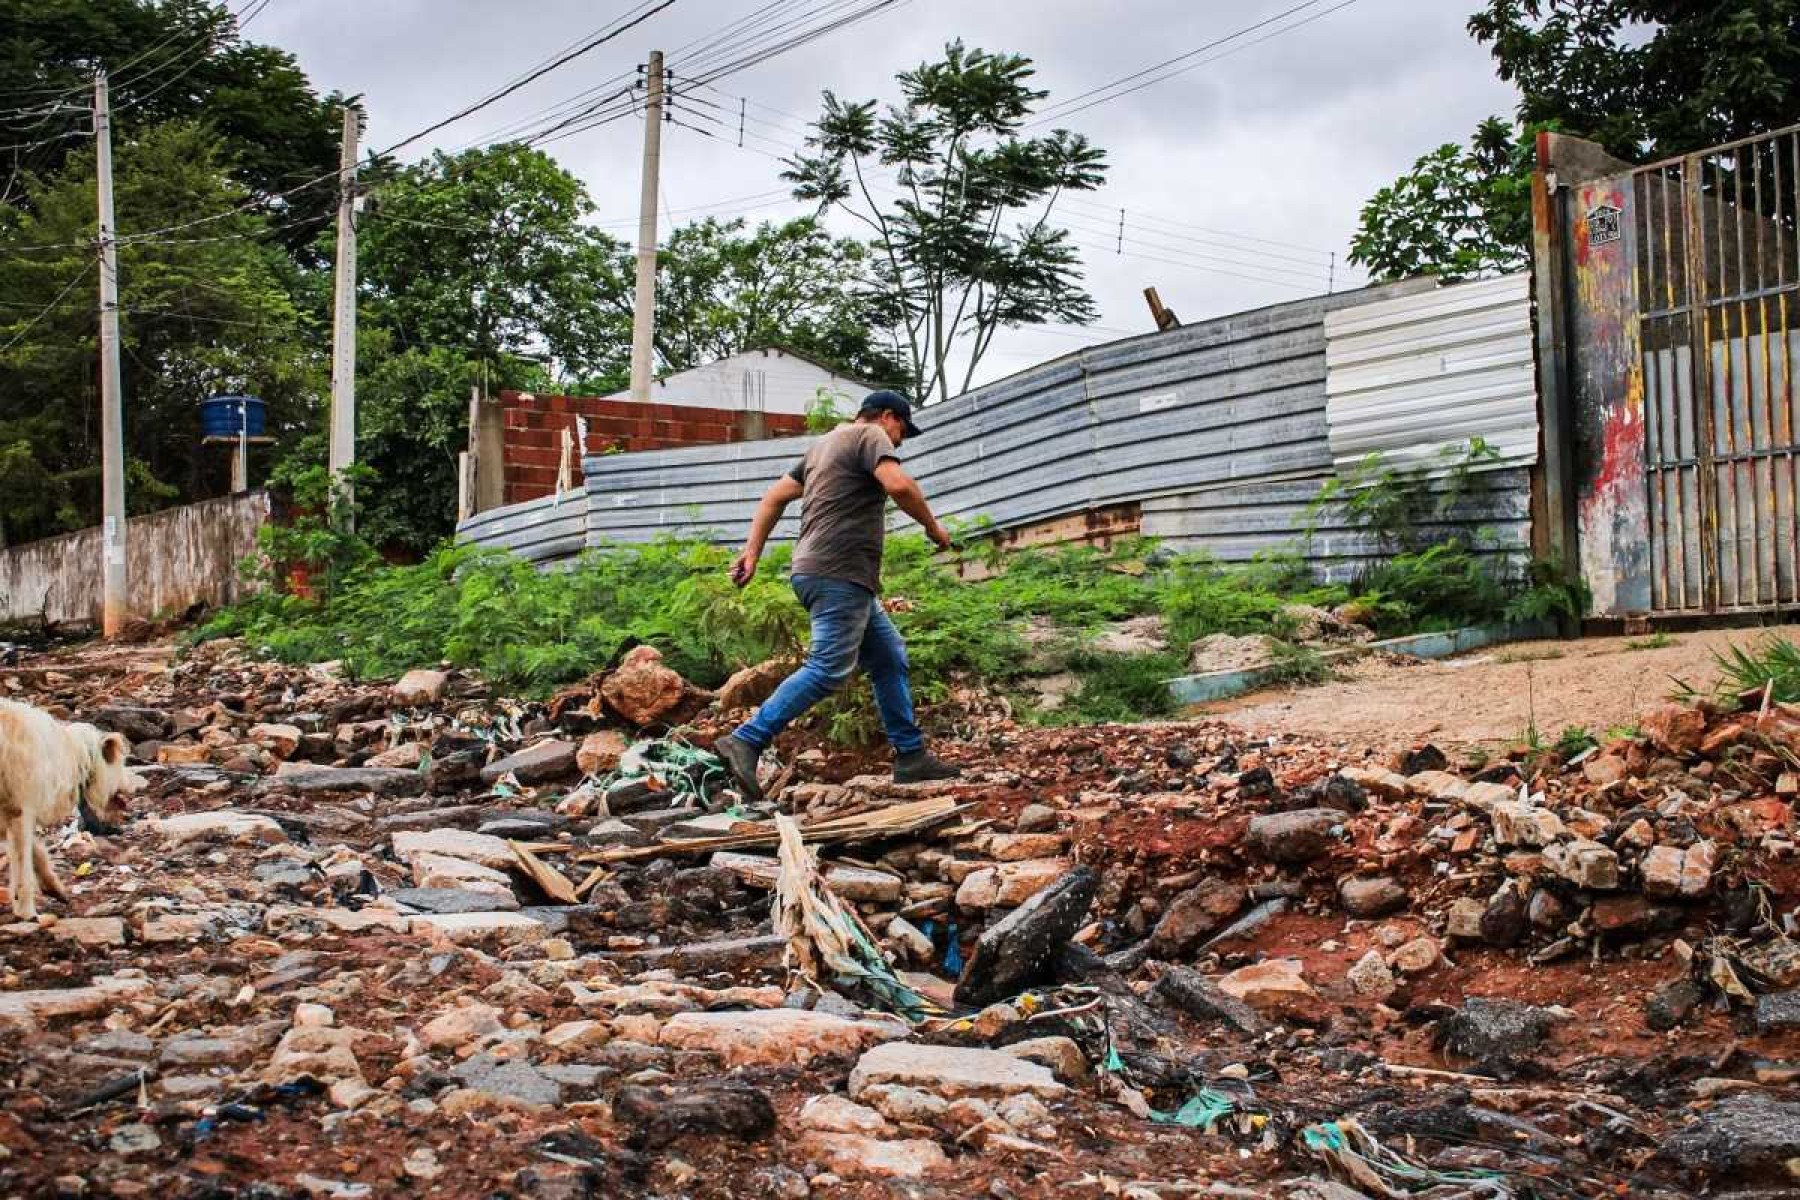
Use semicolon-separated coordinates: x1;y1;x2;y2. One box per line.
713;390;961;798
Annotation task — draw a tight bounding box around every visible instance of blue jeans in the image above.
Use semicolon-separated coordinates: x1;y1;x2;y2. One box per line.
732;574;924;755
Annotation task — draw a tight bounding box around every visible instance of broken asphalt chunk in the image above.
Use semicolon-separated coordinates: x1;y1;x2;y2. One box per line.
613;1080;776;1150
1149;966;1266;1036
955;864;1098;1007
1436;997;1555;1068
1663;1094;1800;1185
260;764;425;797
1245;808;1341;863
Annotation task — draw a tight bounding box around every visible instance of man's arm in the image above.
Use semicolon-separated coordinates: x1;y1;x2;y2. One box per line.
874;459;953;550
731;474;804;586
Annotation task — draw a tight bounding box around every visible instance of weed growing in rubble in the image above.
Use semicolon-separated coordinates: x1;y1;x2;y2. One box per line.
1685;635;1800;706
1306;439;1499;553
1264;640;1333;686
1495;644;1563;663
982;539;1162;627
1555;726;1597;758
1625;632;1676;651
1502;557;1591;627
1157;553;1347;644
199;493;1584;735
1356;541;1508;632
1035;650;1185;725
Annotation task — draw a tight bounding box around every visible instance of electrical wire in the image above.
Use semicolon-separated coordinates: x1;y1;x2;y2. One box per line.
1030;0;1361;127
444;0;902;159
678;78;1343;275
1073;238;1317;292
0;261;95;354
1060;194;1339;258
1057;213;1332;283
378;0;676;157
9;0;278;123
680;0;907;88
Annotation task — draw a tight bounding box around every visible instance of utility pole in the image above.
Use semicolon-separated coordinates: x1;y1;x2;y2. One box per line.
95;71;128;638
628;51;665;403
328;103;359;521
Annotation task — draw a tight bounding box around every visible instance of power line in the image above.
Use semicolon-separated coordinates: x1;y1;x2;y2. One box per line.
1057;213;1332;283
1074;238;1317;293
684;76;1345;272
0;262;94;354
1031;0;1361;127
0;0;274;120
1060;194;1339;259
379;1;676;157
681;0;907;88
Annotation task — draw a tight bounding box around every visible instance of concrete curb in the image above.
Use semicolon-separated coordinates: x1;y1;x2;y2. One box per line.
1165;619;1560;706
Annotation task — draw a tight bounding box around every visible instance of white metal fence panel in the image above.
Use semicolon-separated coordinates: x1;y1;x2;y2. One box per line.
1322;272;1536;474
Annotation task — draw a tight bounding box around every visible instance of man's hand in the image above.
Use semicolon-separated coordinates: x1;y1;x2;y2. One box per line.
928;524;956;553
729;549;759;588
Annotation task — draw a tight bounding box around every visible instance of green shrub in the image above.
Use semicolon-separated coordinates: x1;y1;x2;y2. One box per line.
1357;541;1507;632
1687;635;1800;705
1035;650;1186;726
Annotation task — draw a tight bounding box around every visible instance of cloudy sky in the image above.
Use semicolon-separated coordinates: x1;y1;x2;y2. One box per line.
257;0;1519;389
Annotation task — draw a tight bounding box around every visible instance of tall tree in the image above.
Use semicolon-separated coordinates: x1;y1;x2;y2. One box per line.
1352;2;1800;282
617;216;906;388
0;120;317;544
0;0;345;259
784;41;1107;403
349;143;624;552
1469;0;1800;161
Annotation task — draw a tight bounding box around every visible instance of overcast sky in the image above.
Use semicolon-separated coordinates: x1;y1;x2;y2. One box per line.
257;0;1519;389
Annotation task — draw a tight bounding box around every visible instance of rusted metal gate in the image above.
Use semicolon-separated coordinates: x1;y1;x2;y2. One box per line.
1552;124;1800;617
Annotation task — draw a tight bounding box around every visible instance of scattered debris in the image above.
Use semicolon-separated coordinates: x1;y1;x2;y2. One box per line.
1;634;1795;1196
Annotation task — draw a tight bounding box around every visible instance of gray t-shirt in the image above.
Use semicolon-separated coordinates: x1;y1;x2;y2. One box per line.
786;423;898;594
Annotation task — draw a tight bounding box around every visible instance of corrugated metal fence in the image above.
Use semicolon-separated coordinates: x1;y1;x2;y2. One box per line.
459;273;1538;580
1323;272;1537;473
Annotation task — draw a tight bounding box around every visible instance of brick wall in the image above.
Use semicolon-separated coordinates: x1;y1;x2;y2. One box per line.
499;390;809;505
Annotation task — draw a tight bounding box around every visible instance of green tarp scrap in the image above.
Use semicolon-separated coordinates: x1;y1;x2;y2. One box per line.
772;812;939;1022
605;737;731;806
1302;1119;1514;1198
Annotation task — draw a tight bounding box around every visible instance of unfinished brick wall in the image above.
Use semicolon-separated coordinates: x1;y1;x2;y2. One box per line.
500;390;809;505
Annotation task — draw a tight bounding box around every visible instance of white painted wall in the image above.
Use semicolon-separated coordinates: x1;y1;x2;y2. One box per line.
608;347;869;416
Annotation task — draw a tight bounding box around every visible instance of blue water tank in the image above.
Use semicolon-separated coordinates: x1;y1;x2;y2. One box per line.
200;394;265;439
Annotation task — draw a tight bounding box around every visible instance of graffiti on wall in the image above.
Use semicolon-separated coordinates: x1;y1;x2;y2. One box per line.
1568;178;1651;617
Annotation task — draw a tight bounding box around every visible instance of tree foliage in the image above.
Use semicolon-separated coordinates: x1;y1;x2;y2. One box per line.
345;143;621;552
0;0;345;258
633;216;906;388
785;41;1107;403
1469;0;1800;161
0;121;317;544
1353;1;1800;282
0;6;1048;557
1349;117;1540;283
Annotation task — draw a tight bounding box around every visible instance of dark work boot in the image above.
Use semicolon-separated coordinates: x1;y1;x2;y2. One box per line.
712;735;765;803
893;749;962;784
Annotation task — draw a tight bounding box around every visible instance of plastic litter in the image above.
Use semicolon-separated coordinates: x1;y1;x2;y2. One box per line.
1302;1119;1513;1198
772;812;939;1021
604;737;732;807
1149;1089;1237;1130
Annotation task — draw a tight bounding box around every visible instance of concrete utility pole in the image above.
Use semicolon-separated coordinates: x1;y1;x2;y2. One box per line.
328;104;360;520
95;71;128;638
628;51;665;404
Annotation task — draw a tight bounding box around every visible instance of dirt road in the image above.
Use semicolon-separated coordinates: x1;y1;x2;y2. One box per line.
1204;623;1800;752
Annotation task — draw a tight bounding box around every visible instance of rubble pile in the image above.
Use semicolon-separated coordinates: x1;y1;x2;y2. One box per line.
0;637;1796;1198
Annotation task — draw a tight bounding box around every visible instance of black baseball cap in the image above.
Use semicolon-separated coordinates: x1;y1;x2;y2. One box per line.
863;389;923;437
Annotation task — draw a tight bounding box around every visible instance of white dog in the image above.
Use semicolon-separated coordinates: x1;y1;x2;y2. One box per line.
0;698;142;919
